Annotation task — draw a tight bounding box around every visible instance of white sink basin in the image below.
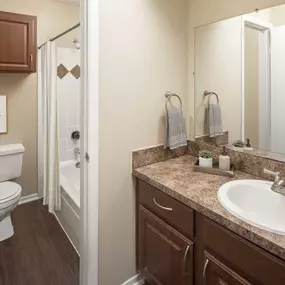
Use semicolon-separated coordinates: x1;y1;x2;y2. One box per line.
218;180;285;235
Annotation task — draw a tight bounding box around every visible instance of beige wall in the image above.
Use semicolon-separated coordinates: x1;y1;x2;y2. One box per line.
56;27;81;48
269;4;285;26
244;27;260;147
0;0;79;196
98;0;188;284
249;4;285;26
187;0;285;140
97;0;285;284
195;17;242;142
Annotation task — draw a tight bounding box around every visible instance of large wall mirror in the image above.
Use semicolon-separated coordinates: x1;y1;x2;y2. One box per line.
194;4;285;157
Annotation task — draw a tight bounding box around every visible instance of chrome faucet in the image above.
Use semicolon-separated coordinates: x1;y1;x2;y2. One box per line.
74;147;80;155
264;169;285;195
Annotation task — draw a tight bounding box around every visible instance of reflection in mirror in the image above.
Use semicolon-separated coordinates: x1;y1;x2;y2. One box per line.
194;4;285;157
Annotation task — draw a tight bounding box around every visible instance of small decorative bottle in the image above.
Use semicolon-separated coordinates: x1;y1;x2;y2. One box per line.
244;138;254;151
219;147;230;171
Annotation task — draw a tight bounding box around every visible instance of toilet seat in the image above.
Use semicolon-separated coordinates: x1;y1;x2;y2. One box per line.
0;182;21;204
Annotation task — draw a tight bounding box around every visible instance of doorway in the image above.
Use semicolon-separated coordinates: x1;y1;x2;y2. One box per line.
242;16;272;151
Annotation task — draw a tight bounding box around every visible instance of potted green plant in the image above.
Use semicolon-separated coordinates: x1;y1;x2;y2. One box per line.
199;150;213;168
232;140;245;151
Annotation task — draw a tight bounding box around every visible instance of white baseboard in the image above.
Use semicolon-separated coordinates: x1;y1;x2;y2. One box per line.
121;274;144;285
19;193;41;205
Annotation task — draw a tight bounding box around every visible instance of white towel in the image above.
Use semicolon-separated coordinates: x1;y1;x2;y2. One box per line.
208;103;223;137
164;108;187;150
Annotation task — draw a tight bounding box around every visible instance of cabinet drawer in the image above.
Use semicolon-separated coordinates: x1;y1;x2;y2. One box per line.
137;179;194;240
202;216;285;285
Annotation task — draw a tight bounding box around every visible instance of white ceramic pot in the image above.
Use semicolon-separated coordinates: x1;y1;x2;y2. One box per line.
199;157;213;168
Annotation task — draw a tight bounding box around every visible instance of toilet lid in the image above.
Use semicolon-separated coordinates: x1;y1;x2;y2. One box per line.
0;182;21;202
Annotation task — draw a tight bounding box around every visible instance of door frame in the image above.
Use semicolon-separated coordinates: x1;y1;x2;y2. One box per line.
80;0;99;284
241;15;272;148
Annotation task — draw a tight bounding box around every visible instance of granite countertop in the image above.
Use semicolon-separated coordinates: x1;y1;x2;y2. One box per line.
133;155;285;261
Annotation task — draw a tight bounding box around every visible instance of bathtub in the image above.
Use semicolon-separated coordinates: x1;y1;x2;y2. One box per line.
60;160;80;208
55;160;80;254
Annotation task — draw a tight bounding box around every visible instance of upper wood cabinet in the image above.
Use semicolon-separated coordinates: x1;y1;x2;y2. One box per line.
0;11;37;73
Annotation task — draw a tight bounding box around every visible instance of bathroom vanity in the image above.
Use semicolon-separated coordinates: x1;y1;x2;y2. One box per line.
133;5;285;283
134;155;285;285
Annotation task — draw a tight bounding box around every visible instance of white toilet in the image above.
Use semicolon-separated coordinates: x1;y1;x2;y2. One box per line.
0;144;25;241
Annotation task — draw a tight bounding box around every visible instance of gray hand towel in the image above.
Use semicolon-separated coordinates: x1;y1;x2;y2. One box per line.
208;103;223;137
164;108;187;150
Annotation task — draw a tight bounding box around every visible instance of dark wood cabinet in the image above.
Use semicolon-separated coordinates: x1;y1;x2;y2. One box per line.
139;205;193;285
136;178;285;285
202;251;252;285
0;11;37;73
197;214;285;285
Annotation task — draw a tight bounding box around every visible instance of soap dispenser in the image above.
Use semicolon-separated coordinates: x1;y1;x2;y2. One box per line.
244;138;254;151
219;147;231;171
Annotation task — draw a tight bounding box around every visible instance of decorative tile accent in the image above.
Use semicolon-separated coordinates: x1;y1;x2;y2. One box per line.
132;145;187;169
57;64;69;79
57;64;81;79
70;65;81;79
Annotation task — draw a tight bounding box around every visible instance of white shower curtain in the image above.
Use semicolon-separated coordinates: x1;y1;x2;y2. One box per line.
38;41;61;213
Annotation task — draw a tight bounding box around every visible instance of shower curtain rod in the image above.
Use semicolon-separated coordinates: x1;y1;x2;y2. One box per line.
38;23;80;49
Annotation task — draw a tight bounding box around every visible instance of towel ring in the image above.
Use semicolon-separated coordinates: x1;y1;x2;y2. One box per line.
204;90;219;104
165;91;182;111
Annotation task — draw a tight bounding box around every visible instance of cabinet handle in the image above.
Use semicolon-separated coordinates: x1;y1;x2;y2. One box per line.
183;245;191;276
30;54;33;68
203;258;209;284
153;197;172;211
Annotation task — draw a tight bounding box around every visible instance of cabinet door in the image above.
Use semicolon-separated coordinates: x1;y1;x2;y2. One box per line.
202;251;252;285
0;11;37;72
139;205;193;285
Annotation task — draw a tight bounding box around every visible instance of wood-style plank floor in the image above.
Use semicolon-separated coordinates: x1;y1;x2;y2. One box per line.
0;200;79;285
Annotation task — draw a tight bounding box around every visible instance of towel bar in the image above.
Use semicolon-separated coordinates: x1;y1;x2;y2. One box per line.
165;91;182;111
204;90;220;103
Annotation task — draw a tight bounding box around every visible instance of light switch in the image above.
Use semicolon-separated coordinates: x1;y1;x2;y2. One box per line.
0;95;7;134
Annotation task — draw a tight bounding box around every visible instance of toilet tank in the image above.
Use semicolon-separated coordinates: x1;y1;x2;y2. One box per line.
0;144;25;182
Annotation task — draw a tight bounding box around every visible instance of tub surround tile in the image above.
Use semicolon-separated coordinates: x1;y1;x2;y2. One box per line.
132;145;187;169
70;65;81;80
58;48;80;162
57;63;69;79
133;155;285;260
